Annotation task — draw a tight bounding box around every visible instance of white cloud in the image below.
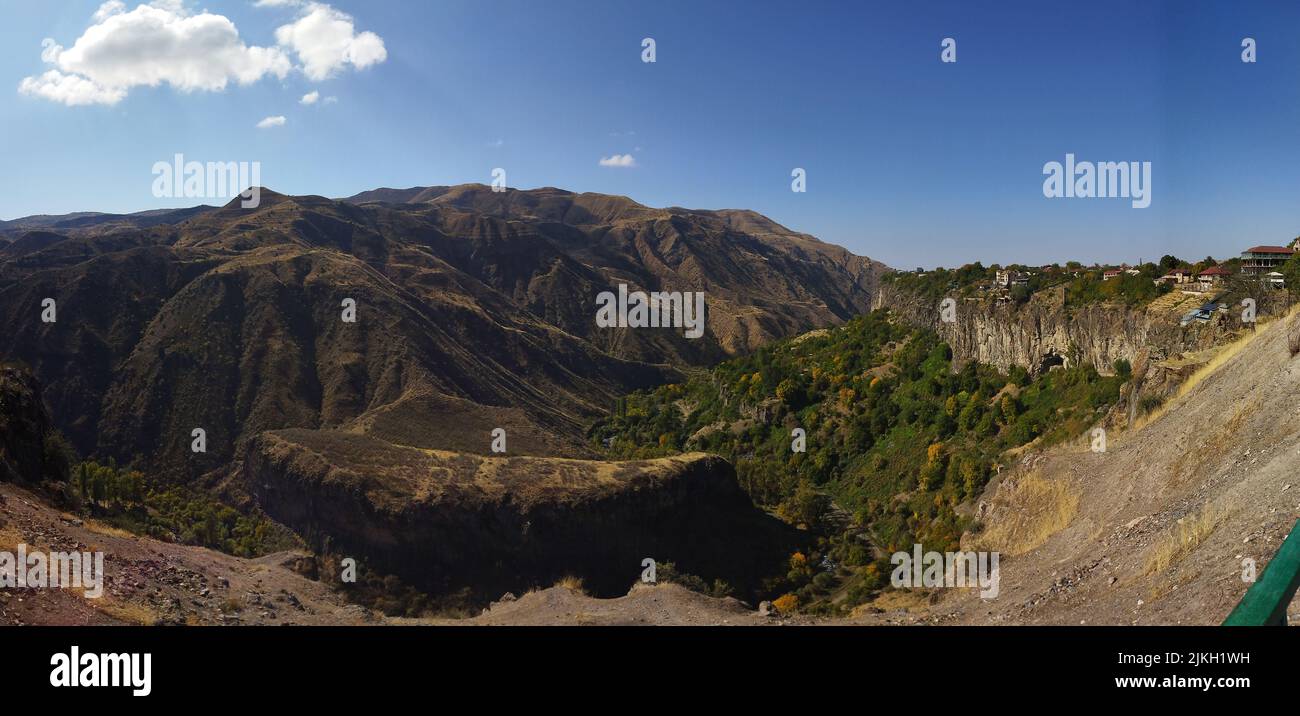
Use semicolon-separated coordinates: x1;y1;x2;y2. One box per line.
300;89;337;105
18;69;126;106
257;115;286;128
19;2;291;106
19;1;386;107
254;0;303;6
274;3;387;81
598;154;637;168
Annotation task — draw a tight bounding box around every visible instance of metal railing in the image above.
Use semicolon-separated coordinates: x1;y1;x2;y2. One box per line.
1223;519;1300;626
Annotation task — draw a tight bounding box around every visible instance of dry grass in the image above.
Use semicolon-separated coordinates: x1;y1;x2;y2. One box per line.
96;600;161;626
1289;315;1300;357
1132;335;1259;431
1144;500;1233;576
855;587;931;617
554;575;586;594
0;525;23;552
1147;569;1199;602
82;520;136;540
975;470;1080;556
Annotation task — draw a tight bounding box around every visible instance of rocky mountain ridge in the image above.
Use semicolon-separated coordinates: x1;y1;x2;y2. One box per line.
0;185;888;479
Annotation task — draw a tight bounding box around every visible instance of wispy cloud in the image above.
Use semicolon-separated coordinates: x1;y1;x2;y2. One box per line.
257;115;287;129
19;69;125;107
598;154;637;168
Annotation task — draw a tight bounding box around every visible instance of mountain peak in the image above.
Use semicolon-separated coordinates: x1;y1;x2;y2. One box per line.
217;187;289;211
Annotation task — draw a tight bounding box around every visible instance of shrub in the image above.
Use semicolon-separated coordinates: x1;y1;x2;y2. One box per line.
1112;358;1132;379
772;593;799;614
41;431;77;483
555;575;586;594
1138;394;1165;415
654;562;723;596
776;483;831;530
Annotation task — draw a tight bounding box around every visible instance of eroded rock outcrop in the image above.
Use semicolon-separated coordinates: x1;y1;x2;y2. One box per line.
874;283;1242;375
244;429;800;601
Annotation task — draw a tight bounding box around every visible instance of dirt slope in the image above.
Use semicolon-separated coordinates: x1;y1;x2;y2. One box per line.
412;582;793;626
0;481;377;626
866;310;1300;625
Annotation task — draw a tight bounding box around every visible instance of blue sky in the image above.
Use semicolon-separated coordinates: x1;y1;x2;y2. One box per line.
2;0;1299;269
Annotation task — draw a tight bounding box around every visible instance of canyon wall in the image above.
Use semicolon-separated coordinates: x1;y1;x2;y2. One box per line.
244;429;800;601
873;283;1245;375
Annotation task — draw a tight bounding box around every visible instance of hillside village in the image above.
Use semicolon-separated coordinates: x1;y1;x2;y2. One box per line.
894;237;1300;323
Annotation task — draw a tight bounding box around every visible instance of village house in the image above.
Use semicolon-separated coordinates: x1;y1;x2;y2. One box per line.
1196;265;1231;286
1241;245;1295;275
994;269;1029;288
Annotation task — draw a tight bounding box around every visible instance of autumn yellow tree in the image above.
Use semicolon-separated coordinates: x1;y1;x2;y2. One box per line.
772;593;799;614
920;442;945;490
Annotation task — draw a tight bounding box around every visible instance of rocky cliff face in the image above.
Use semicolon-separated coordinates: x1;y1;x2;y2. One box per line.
874;282;1243;375
244;429;800;601
0;365;58;484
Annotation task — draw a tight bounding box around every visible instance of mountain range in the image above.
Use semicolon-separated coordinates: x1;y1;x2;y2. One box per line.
0;185;888;477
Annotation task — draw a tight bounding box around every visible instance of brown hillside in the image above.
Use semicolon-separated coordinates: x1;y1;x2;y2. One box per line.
0;185;887;481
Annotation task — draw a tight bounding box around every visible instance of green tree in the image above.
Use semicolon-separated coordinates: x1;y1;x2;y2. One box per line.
778;483;831;530
1280;253;1300;297
1112;358;1132;380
